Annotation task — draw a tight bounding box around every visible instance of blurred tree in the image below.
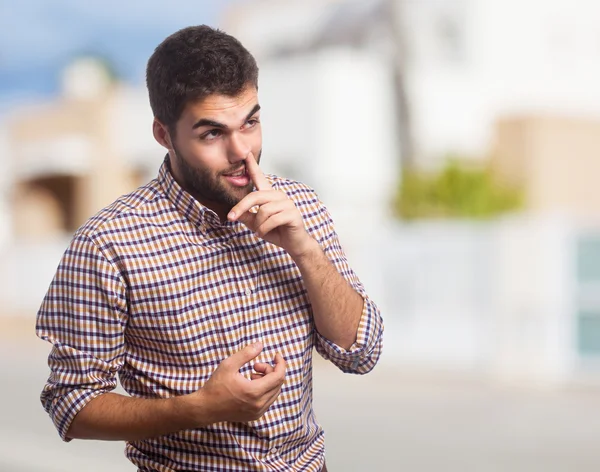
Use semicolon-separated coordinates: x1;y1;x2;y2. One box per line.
394;158;523;220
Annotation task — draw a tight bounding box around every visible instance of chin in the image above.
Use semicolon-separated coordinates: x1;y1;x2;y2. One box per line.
222;186;253;207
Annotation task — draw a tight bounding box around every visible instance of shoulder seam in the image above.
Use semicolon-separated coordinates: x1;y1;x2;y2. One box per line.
77;182;164;238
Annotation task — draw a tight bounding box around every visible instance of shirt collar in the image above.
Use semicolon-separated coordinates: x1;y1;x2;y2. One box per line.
156;154;279;230
157;155;214;228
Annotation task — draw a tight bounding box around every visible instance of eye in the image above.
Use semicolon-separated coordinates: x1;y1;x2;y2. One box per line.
200;129;222;141
243;118;260;130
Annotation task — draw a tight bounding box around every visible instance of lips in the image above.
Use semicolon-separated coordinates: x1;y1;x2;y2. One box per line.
222;167;251;187
222;167;247;177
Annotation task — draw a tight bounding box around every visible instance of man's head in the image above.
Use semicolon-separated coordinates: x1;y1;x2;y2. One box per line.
147;25;262;219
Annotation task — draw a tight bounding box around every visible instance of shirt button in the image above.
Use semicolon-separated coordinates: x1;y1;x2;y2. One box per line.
270;446;278;454
244;288;253;296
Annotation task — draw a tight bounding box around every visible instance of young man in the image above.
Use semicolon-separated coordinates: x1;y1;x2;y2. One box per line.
37;25;383;472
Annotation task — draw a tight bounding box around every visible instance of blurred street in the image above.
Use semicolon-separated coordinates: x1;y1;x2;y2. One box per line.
2;319;600;472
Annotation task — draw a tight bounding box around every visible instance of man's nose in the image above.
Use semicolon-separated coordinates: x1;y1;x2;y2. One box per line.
228;132;251;163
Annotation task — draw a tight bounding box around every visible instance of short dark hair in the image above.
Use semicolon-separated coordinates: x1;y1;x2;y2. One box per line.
146;25;259;131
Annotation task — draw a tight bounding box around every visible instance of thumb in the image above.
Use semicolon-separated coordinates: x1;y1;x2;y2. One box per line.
223;342;263;370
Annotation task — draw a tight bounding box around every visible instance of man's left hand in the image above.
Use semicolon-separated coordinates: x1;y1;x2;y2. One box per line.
227;152;315;259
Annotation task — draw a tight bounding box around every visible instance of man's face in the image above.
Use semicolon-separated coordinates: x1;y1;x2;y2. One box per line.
162;85;262;219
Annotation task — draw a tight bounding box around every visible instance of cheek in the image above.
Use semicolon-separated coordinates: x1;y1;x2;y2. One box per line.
253;126;263;147
250;138;263;157
186;142;225;167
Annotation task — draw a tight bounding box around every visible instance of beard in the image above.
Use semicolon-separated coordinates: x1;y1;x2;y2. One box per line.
171;143;262;213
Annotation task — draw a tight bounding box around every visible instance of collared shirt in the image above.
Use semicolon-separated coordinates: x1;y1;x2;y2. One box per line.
37;158;384;472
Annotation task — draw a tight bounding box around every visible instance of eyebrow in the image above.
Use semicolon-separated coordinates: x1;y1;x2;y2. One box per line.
192;104;261;130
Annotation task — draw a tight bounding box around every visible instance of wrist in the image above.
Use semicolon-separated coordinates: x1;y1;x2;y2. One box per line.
290;236;321;263
174;389;218;429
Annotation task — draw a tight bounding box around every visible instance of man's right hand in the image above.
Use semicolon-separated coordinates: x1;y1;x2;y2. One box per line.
187;342;286;425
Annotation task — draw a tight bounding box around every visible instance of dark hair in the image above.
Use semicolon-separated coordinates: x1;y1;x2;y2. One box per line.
146;25;259;132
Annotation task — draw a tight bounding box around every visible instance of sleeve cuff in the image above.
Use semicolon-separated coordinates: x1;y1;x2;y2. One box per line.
314;297;383;374
47;388;110;442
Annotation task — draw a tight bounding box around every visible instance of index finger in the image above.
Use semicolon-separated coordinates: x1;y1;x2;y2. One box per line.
245;151;272;191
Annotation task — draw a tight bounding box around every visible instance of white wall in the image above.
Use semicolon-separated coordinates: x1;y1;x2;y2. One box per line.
381;220;495;370
489;215;576;384
380;215;580;385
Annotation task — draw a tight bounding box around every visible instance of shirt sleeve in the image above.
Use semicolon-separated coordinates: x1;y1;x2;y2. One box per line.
306;196;384;375
36;232;128;441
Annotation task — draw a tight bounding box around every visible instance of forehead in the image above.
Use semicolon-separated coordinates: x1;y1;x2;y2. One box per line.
180;86;259;125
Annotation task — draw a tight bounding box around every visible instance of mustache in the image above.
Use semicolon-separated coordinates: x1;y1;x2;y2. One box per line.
220;150;262;176
221;164;246;176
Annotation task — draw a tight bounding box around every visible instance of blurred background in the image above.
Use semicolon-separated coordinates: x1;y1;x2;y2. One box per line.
2;0;600;470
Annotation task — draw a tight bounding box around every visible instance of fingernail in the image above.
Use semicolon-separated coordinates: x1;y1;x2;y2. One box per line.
228;211;235;220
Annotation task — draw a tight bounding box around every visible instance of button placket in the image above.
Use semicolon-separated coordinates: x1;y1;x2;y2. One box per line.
237;230;262;299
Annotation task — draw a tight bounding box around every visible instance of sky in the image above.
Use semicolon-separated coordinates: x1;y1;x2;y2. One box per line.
0;0;232;114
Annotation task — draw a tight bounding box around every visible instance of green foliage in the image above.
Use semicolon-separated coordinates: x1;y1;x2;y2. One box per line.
395;159;523;220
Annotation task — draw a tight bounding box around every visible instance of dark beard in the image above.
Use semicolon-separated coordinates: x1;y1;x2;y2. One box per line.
171;144;261;213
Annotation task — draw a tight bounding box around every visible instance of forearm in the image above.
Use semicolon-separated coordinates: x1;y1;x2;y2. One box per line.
293;239;363;350
67;391;209;441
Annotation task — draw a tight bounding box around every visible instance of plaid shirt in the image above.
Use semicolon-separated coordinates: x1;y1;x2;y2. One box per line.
37;158;383;472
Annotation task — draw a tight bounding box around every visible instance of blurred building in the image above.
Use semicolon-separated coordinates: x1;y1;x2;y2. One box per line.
6;57;162;240
1;57;163;316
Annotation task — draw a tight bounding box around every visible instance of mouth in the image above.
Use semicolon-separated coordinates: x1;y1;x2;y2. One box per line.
222;167;247;177
222;166;250;187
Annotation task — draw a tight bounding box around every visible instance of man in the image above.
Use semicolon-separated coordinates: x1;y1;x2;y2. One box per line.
37;25;383;472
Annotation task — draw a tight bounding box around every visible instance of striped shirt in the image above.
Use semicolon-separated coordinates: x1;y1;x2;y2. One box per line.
37;158;384;472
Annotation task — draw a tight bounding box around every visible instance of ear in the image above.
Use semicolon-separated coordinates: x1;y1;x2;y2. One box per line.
153;119;173;150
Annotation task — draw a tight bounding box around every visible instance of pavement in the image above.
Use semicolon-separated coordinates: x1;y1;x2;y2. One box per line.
2;316;600;471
